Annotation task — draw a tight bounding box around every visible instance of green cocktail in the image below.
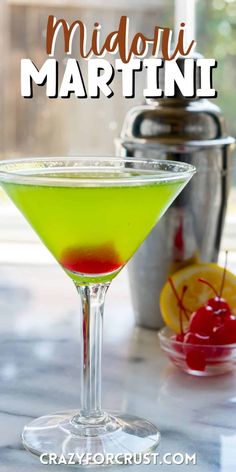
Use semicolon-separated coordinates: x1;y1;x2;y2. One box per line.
3;171;186;284
0;157;195;465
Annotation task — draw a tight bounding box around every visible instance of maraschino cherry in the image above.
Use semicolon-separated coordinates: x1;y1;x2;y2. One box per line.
213;318;236;345
188;305;217;336
199;252;231;318
167;252;236;372
207;297;231;316
183;332;211;371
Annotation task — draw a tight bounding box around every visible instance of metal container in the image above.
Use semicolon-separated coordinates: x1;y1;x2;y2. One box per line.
116;61;235;329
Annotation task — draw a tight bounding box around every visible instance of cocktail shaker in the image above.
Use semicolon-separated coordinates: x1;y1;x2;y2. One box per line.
116;57;235;329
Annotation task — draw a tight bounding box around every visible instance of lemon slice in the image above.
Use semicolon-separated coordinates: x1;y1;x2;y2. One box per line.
160;263;236;333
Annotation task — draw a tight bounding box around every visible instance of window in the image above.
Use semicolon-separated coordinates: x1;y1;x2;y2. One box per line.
1;0;173;158
196;0;236;258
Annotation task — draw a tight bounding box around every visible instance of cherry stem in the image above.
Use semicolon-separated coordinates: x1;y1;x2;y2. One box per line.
179;292;183;335
219;251;228;299
179;285;188;335
168;278;189;323
198;278;218;297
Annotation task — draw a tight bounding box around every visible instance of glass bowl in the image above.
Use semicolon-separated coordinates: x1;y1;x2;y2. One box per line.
158;327;236;377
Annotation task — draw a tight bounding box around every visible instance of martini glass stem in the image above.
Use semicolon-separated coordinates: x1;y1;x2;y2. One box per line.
76;283;110;421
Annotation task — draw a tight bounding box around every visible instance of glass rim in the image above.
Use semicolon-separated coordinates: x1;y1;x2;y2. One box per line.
0;156;196;186
159;326;236;349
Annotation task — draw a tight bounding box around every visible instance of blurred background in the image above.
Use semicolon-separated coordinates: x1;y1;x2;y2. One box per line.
0;0;235;263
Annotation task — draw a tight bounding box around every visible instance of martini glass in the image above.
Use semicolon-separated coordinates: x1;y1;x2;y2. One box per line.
0;157;195;465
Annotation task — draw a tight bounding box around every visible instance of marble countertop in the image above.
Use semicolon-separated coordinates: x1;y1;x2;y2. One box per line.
0;263;236;472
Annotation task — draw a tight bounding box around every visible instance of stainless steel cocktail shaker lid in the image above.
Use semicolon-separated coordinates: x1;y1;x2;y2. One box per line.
118;54;235;150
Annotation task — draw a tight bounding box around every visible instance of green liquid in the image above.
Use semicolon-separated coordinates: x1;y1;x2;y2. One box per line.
2;172;187;284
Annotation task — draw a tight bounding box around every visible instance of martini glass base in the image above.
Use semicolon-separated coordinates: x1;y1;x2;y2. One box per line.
22;410;160;466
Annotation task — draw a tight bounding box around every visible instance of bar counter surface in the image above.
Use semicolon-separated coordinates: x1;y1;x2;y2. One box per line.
0;264;235;472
